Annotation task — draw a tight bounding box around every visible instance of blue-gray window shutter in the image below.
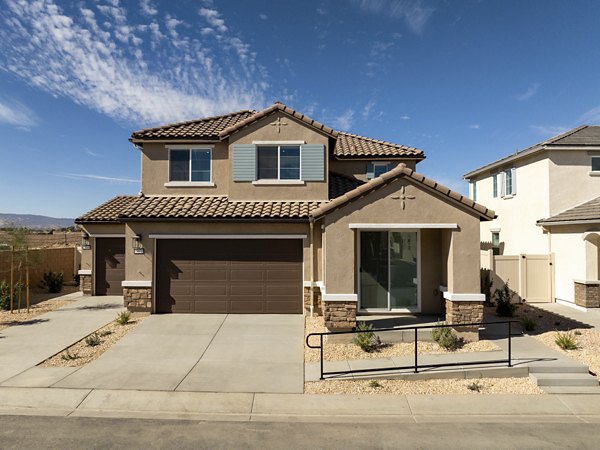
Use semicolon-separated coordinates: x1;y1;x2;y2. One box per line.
366;163;375;180
232;144;256;181
300;144;325;181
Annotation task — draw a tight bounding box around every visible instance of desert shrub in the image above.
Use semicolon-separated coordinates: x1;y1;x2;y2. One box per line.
467;380;483;392
61;349;80;361
369;380;382;389
555;331;578;350
41;272;64;293
115;310;131;325
85;332;102;347
0;280;11;310
353;321;381;352
494;282;516;317
98;330;112;337
480;269;493;304
432;323;461;350
520;316;536;332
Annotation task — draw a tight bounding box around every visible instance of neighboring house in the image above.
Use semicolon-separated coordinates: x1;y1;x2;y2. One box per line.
464;125;600;308
76;102;494;330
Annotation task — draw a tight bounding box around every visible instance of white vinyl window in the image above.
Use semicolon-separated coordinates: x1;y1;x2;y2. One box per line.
493;168;516;198
591;156;600;173
257;145;301;180
169;148;212;182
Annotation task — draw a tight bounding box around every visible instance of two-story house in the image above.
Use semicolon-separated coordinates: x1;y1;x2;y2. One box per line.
464;125;600;309
76;102;494;330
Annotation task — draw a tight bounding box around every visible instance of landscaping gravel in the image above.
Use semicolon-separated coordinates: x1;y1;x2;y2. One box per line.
305;317;500;363
305;377;544;395
40;312;148;367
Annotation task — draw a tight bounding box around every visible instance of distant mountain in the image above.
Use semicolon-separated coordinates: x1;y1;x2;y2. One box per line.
0;213;75;230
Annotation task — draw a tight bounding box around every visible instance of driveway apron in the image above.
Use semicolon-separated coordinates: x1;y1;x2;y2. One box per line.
55;314;305;394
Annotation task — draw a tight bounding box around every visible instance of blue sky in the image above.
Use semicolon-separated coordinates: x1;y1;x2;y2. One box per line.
0;0;599;218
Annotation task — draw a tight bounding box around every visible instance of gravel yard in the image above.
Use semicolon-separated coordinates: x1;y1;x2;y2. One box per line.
491;303;600;380
40;311;148;367
305;377;544;395
305;317;500;363
0;287;79;331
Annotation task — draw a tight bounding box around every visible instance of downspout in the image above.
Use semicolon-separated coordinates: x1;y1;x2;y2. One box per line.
309;217;315;317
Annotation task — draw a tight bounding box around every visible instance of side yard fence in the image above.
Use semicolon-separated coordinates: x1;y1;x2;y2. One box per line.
0;247;80;288
481;250;554;303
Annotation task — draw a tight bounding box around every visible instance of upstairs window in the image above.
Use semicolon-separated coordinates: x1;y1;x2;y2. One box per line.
492;168;516;198
169;148;211;182
504;168;514;196
257;145;300;180
591;156;600;173
492;174;498;198
366;162;391;179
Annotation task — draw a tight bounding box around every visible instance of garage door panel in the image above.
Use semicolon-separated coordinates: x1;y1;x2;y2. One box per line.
156;239;302;314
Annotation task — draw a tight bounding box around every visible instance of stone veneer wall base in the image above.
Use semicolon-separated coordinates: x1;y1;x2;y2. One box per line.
323;300;357;330
445;299;483;342
303;286;323;315
574;281;600;308
123;287;152;312
79;274;92;295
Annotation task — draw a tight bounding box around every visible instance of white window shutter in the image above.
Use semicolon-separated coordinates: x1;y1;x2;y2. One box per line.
511;168;516;195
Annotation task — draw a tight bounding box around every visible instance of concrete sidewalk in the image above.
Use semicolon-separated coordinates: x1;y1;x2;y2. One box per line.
1;386;600;423
0;293;123;385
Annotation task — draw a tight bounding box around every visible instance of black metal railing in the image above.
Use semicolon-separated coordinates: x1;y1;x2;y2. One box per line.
306;320;516;380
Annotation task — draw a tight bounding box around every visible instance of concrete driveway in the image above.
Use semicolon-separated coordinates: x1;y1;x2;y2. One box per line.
54;314;304;393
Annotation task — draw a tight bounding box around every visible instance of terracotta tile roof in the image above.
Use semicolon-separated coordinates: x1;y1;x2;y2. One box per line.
76;172;366;223
120;196;322;220
130;110;256;140
538;196;600;225
75;196;135;223
329;172;365;199
218;102;337;139
129;102;421;158
335;132;424;158
311;164;496;221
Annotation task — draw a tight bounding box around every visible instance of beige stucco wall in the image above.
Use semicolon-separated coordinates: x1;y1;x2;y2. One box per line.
321;177;483;313
547;225;600;303
329;159;418;182
548;150;600;215
140;141;228;196
228;111;329;201
123;221;322;284
472;153;550;255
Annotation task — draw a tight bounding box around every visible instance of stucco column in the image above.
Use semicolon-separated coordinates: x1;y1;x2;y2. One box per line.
444;223;484;340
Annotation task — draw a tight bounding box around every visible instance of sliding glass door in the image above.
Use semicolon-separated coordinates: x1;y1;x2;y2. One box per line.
359;231;419;311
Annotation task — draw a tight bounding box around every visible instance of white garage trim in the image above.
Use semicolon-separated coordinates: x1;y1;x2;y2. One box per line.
89;234;126;238
349;223;458;229
122;281;152;287
149;234;307;239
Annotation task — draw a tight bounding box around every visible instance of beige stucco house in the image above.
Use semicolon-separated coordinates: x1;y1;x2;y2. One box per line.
464;125;600;309
76;102;494;330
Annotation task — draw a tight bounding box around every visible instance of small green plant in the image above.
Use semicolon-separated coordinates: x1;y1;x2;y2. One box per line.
98;330;112;337
115;310;131;325
0;280;11;310
61;349;80;361
85;332;102;347
520;316;536;332
555;331;578;350
369;380;382;389
494;281;516;317
480;269;493;304
353;322;381;352
41;271;64;293
432;323;461;350
467;380;483;392
574;330;582;336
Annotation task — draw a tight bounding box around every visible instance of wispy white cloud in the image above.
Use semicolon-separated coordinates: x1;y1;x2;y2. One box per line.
515;83;540;101
469;124;480;129
400;114;411;120
258;13;268;20
58;173;139;184
580;106;600;124
332;109;355;131
84;148;101;157
530;125;569;137
316;7;326;15
350;0;434;34
362;100;375;120
140;0;157;16
0;0;266;126
0;97;39;130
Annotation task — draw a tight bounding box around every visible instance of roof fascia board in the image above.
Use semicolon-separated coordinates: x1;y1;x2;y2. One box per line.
537;219;600;227
463;145;547;179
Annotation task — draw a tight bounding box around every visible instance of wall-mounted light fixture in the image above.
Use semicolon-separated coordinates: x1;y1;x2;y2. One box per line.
82;233;91;250
132;234;144;254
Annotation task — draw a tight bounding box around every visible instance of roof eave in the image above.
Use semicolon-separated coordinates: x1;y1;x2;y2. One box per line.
537;219;600;227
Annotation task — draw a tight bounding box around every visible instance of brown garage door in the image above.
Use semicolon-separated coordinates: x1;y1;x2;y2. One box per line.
95;237;125;295
155;239;303;314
